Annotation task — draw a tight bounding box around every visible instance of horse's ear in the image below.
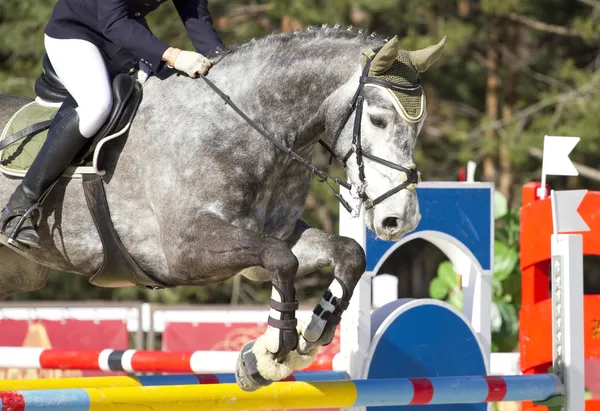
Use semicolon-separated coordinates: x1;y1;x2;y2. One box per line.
408;36;447;73
370;35;400;74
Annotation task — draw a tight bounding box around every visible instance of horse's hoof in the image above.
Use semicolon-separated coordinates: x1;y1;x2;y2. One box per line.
235;340;272;392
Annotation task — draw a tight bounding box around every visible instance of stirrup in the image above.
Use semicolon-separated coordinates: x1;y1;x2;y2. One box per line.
1;180;57;251
2;205;41;251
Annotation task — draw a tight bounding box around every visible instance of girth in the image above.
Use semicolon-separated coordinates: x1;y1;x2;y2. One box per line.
82;173;167;289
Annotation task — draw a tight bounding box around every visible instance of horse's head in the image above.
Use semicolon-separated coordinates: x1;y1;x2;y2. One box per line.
331;35;446;241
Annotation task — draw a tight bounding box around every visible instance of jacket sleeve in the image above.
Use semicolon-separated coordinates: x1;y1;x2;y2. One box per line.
98;0;170;72
172;0;224;56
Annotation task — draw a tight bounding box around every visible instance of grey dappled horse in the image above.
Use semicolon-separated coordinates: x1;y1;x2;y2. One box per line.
0;28;445;390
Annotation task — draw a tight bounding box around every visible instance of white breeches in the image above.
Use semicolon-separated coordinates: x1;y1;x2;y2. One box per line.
44;34;113;138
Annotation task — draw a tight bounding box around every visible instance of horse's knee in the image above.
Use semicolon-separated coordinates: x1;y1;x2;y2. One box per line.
336;237;366;277
261;237;299;281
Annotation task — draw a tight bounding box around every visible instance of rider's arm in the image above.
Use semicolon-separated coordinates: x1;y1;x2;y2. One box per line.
98;0;171;72
172;0;225;56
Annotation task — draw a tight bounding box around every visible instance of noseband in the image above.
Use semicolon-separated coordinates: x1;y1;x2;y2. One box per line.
201;54;421;216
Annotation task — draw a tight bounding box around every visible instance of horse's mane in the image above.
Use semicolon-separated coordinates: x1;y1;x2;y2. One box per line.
228;25;387;54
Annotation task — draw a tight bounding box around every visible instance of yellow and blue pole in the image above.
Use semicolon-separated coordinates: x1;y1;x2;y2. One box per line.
0;374;563;411
0;370;348;391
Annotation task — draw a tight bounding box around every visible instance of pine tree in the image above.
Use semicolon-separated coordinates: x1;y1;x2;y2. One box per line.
0;0;56;96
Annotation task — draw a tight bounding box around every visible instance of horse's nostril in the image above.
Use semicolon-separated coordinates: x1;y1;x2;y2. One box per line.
382;217;399;230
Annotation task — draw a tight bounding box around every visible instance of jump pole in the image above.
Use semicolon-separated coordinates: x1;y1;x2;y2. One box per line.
0;370;349;391
0;347;333;373
0;375;563;411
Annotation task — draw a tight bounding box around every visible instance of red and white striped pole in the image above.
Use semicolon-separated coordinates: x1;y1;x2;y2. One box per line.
0;347;334;373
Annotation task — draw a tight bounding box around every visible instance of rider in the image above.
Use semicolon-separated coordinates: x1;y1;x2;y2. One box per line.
0;0;225;248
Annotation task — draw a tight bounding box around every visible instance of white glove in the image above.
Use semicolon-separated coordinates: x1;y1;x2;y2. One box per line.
172;50;212;78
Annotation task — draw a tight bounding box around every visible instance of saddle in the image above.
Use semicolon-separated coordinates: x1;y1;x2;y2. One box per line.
0;53;167;290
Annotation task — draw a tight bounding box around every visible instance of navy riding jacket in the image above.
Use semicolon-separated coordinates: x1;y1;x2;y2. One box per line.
45;0;224;72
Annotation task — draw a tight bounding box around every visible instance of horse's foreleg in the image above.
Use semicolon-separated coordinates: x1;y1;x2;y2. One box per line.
167;216;300;392
287;219;366;355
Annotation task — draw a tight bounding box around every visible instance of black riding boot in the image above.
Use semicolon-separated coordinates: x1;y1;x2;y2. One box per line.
0;108;89;248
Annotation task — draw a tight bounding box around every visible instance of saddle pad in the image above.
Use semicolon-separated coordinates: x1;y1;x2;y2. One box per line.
0;101;58;177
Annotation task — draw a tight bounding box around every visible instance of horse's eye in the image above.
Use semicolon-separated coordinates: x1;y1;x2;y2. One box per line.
369;115;387;129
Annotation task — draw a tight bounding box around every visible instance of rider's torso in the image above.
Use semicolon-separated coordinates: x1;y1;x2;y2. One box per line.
45;0;169;61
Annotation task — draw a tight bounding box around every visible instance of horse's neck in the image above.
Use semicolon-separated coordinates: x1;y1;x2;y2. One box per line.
218;42;365;150
141;35;377;167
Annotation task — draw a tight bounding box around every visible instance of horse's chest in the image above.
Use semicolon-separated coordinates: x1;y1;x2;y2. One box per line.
262;166;312;236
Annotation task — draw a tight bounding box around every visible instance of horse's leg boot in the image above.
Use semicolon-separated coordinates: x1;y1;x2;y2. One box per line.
0;108;88;249
235;340;273;392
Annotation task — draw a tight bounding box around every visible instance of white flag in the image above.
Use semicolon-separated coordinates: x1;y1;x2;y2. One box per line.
542;136;580;176
551;190;590;233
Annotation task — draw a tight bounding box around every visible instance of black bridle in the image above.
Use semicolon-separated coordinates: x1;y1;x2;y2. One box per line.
330;58;421;210
202;54;421;215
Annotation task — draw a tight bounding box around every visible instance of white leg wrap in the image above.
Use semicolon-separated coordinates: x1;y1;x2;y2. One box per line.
264;286;283;354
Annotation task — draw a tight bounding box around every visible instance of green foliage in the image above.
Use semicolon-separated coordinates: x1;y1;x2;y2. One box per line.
480;0;521;15
0;0;55;96
429;261;463;310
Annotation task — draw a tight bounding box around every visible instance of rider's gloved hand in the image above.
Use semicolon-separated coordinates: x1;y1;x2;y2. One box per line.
164;48;212;78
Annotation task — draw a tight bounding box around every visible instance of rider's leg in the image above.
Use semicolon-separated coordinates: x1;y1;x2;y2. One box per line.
0;35;112;248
